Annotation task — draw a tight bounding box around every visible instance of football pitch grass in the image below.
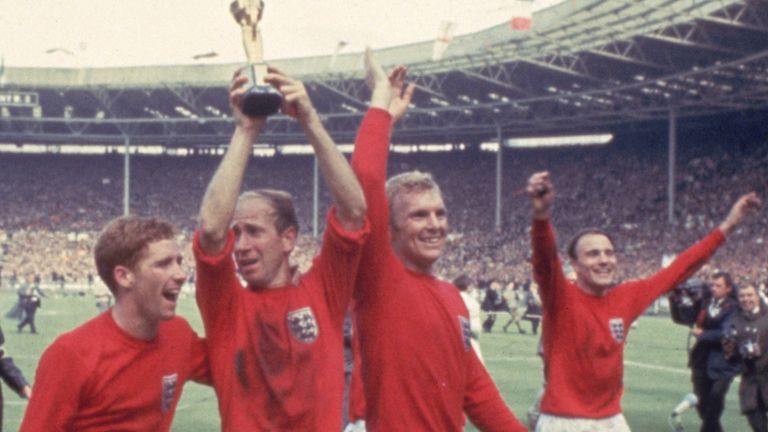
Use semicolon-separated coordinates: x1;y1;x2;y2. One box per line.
0;291;748;431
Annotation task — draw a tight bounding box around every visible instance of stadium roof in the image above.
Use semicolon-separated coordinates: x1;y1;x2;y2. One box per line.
1;0;768;147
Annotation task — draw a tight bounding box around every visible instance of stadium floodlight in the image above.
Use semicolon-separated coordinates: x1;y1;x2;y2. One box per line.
275;144;353;155
504;133;613;148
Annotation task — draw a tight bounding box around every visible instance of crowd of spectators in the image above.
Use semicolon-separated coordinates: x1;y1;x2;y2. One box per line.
1;131;766;294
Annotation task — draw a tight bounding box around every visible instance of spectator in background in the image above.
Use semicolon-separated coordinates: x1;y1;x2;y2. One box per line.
723;283;768;432
454;274;485;363
481;280;505;333
502;281;528;334
16;285;41;334
523;281;543;335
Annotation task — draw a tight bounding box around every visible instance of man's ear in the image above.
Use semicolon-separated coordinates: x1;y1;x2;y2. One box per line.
113;265;134;291
281;226;298;254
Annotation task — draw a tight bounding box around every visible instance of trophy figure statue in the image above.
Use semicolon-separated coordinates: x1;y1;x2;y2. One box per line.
230;0;282;117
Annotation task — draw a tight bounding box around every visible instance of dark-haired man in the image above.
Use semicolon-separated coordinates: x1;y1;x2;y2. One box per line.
527;170;760;431
688;272;740;432
20;216;210;431
723;283;768;432
194;67;368;431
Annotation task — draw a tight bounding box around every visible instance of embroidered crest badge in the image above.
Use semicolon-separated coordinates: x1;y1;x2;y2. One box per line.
459;316;472;351
609;318;625;343
287;306;319;344
161;373;178;413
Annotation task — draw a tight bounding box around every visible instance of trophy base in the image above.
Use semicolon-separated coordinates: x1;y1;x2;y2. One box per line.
241;63;282;117
242;86;282;117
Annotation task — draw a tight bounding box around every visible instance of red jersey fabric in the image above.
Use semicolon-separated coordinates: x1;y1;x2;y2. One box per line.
193;210;368;431
20;311;209;432
532;218;725;418
351;108;526;432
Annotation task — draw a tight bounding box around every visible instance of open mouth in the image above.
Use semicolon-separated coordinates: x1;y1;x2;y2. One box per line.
162;291;179;302
238;258;259;269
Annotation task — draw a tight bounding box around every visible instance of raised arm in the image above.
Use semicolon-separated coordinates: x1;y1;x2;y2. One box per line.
265;69;366;231
627;192;761;316
198;69;266;256
527;171;565;307
352;49;414;237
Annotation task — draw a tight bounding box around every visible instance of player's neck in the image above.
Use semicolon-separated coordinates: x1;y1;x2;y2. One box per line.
576;280;608;297
111;304;159;340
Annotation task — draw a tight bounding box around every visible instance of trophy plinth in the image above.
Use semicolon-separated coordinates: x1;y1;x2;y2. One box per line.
231;0;282;117
241;64;282;117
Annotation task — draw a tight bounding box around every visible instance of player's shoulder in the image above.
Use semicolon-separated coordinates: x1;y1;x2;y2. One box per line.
436;278;466;303
43;312;111;362
58;311;111;341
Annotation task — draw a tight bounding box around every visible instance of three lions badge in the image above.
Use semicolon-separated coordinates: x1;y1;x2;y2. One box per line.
609;318;625;343
287;307;319;344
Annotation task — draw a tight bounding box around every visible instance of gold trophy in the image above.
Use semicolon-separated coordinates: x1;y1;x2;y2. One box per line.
230;0;282;117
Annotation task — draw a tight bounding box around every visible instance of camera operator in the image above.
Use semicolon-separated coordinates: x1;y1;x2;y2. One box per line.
671;272;742;431
723;284;768;432
685;272;741;432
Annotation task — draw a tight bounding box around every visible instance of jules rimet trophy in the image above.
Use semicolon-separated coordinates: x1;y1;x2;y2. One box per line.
230;0;282;117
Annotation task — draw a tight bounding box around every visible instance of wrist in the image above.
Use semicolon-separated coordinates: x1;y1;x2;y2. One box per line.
370;86;391;110
235;122;262;137
298;107;321;128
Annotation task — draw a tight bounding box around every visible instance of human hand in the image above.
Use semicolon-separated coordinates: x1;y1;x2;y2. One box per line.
264;67;316;123
526;171;555;220
229;68;267;133
719;192;761;235
722;337;737;359
387;65;415;125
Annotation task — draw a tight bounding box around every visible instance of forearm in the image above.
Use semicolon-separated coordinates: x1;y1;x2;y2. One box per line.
646;229;725;299
0;357;29;396
198;126;258;251
301;110;366;229
531;219;561;291
464;353;527;432
351;108;391;183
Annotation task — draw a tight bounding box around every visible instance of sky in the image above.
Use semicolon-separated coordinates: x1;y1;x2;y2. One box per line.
0;0;565;68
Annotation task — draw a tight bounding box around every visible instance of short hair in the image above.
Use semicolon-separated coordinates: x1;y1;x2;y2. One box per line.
738;284;757;294
453;274;472;292
385;170;442;227
237;189;299;234
712;271;735;290
567;228;615;261
94;216;177;295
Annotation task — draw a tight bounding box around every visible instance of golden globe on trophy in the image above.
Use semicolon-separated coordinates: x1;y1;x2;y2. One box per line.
230;0;282;117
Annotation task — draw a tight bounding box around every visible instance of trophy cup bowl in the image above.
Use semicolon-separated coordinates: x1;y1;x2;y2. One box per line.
241;64;282;117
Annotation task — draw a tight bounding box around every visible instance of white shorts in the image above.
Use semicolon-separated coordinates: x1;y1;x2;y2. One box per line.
535;413;631;432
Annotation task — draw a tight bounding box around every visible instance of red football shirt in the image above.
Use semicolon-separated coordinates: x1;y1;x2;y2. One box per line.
20;312;209;432
193;210;368;431
532;218;724;418
351;108;526;432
